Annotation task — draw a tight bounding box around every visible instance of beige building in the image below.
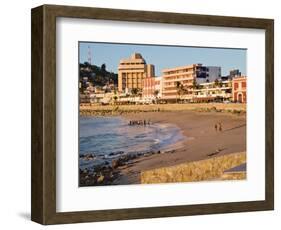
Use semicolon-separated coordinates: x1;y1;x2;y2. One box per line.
118;53;155;92
162;64;199;100
161;64;221;100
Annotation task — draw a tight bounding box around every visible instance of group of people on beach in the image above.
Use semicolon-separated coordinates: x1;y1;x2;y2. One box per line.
214;122;223;132
128;119;152;126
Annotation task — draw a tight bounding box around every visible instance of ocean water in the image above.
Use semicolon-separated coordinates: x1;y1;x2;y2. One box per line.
79;116;185;170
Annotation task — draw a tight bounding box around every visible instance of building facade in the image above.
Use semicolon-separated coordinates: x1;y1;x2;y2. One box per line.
193;80;232;102
118;53;155;92
142;76;162;100
196;66;221;84
155;77;162;99
232;76;247;103
161;64;220;100
162;64;196;100
229;69;241;80
142;76;156;100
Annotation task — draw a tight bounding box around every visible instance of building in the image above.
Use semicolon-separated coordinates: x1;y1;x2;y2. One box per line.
196;66;221;84
142;76;162;101
161;64;220;100
161;64;197;100
229;69;241;80
118;53;155;92
193;80;232;102
220;69;241;81
142;76;156;100
207;66;221;83
232;76;247;103
155;77;163;99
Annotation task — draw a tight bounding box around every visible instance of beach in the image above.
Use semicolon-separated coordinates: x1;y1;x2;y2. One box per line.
79;104;246;186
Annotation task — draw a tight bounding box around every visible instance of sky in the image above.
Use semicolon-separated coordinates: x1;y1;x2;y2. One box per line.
79;42;246;76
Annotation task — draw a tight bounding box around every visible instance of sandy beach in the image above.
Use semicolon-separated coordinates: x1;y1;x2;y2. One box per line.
107;109;246;184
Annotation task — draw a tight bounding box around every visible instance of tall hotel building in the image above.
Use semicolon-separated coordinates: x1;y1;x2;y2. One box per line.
162;64;221;100
118;53;155;92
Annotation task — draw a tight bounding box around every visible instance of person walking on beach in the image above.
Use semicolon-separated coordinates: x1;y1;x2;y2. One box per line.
219;122;222;132
214;123;218;132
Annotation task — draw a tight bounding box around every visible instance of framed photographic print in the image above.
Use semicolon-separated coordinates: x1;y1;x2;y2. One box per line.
31;4;274;225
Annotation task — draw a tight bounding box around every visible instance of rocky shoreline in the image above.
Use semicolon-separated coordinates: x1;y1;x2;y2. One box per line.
80;107;246;117
80;104;246;117
79;149;174;186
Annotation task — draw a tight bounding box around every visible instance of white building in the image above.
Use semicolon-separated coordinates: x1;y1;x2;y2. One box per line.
155;76;163;99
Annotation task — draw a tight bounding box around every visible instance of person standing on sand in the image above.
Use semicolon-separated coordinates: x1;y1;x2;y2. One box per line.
219;122;222;132
214;123;218;132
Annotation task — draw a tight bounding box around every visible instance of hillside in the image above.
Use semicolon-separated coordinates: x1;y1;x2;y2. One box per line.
79;62;118;86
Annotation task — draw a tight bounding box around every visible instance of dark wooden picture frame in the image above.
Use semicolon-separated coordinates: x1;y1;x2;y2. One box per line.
31;4;274;225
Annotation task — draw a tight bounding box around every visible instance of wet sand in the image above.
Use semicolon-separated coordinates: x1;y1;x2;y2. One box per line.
114;110;246;184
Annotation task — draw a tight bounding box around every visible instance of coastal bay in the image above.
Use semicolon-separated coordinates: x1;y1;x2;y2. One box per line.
79;104;246;186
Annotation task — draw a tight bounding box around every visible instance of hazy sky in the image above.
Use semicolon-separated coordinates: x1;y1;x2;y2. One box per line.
79;42;246;76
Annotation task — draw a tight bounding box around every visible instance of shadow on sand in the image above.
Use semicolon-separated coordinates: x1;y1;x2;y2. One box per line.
223;123;246;132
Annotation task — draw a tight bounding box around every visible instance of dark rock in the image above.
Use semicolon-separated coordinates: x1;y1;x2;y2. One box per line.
94;164;102;172
112;159;119;169
109;151;124;156
80;153;96;161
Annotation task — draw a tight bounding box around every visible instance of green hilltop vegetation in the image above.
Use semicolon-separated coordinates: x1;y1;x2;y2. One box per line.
79;62;118;86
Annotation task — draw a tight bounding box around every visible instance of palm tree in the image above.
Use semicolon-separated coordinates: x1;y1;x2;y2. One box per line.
131;88;139;104
113;95;118;104
192;80;197;89
175;81;184;103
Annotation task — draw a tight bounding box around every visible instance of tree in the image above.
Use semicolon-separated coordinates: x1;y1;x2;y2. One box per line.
214;79;219;87
153;90;159;104
131;88;139;104
131;88;139;96
101;63;106;72
84;61;90;66
192;80;199;89
175;81;184;103
113;95;118;104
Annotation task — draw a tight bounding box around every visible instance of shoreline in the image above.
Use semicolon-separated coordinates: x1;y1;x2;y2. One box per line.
79;108;246;186
80;103;246;117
